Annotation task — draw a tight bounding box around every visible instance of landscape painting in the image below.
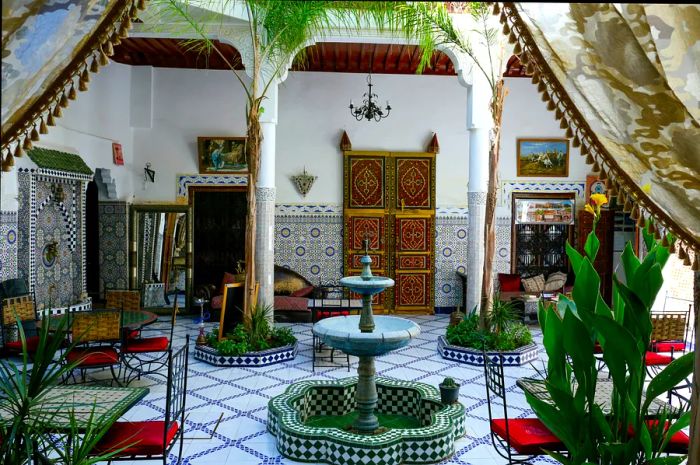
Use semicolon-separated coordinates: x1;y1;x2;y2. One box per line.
516;138;569;177
198;137;247;174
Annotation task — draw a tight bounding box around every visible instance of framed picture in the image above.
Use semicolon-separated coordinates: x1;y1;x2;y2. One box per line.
197;137;247;174
516;138;569;177
219;282;245;340
112;142;124;166
585;175;609;208
513;194;575;225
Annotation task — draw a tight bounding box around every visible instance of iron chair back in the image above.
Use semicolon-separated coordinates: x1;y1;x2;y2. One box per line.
650;310;689;347
483;350;516;463
106;289;141;312
164;335;189;460
1;294;38;352
71;309;122;345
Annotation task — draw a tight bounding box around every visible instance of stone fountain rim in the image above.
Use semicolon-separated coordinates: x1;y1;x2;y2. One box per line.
312;315;421;340
268;376;464;444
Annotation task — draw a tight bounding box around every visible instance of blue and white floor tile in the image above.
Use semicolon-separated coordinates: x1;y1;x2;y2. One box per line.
82;315;686;465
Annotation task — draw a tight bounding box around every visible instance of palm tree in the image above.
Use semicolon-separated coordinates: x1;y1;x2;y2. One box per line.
149;0;444;316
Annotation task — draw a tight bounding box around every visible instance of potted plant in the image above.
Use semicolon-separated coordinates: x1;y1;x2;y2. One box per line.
439;377;460;404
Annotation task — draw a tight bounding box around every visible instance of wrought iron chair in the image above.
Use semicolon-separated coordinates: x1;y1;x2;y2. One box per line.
483;350;566;464
65;309;123;385
1;294;40;355
92;336;189;464
311;284;359;372
645;311;689;377
120;289;182;385
105;289;142;311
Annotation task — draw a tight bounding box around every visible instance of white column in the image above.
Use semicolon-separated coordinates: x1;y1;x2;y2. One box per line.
255;80;278;313
466;72;492;313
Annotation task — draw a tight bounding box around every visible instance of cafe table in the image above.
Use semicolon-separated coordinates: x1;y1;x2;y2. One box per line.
517;377;680;417
0;385;149;431
39;309;158;332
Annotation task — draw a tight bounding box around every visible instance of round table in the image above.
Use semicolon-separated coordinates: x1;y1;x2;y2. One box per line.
38;310;158;331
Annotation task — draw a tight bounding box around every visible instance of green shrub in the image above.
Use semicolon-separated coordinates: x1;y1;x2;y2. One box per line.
446;308;532;351
207;310;297;356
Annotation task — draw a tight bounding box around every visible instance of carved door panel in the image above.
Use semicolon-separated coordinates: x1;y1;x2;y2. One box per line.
343;152;435;313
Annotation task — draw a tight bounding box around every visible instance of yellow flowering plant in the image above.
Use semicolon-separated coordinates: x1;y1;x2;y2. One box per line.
580;193;608;262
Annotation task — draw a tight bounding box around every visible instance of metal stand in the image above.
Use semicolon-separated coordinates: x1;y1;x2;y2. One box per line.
194;297;209;345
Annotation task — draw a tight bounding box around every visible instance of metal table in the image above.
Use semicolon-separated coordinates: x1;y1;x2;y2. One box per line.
39;310;158;331
0;385;149;431
517;377;679;417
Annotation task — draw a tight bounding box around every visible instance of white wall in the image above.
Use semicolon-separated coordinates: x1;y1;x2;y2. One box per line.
277;72;468;206
5;63;136;206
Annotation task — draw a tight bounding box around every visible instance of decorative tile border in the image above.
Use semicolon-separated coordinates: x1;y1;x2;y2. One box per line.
498;180;585;207
268;376;466;465
0;211;18;282
176;174;248;201
193;342;297;367
437;336;539;366
37;298;92;317
276;204;342;215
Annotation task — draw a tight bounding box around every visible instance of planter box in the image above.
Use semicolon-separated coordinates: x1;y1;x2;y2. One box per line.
437;335;538;366
193;341;297;367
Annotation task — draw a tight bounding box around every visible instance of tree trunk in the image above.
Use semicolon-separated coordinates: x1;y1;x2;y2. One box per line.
479;80;506;330
244;108;262;319
689;271;699;464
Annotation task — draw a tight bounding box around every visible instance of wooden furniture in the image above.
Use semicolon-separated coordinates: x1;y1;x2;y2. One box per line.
511;193;574;279
0;385;149;430
1;294;39;354
578;208;614;302
484;352;565;463
342;134;437;314
92;337;189;463
41;310;158;332
218;282;258;340
308;290;362;371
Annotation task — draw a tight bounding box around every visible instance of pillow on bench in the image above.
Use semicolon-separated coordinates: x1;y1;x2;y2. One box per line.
544;271;567;292
522;274;545;294
497;273;522;292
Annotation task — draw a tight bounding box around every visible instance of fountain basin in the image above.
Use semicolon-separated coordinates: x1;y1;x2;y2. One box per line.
268;377;466;465
339;276;395;296
313;315;420;356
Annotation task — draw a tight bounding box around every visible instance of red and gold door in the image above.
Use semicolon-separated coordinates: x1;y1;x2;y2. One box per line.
343;151;436;314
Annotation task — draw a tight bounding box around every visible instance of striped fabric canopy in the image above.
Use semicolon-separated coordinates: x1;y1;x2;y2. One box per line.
501;3;700;266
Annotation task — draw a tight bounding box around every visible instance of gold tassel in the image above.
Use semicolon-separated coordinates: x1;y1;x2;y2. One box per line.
537;80;547;93
683;253;691;267
678;244;687;260
47;112;55;126
559;118;568;130
31;126;39;141
692;253;699;271
541;90;550;102
98;45;109;66
592;160;600;172
508;32;517;44
605;177;614;191
122;14;132;30
129;4;138;19
661;235;669;247
599;168;607;180
546;100;556;111
572;135;581;148
623;197;632;213
59;92;69;108
493;2;501;15
630;204;640;220
2;151;14;171
118;21;129;39
14;144;23;159
565;126;574;138
636;212;645;228
112;34;122;46
555;108;563;120
519;53;529;66
81;68;91;83
39;117;48;134
513;42;522;56
89;56;99;73
68;84;77;100
526;62;535;75
503;22;510;35
581;144;589;155
103;40;114;57
79;74;89;91
53;105;62;118
23;136;32;151
668;240;676;253
137;0;146;10
648;220;656;235
585;152;595;165
653;227;662;241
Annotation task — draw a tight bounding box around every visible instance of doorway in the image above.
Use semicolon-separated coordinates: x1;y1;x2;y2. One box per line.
190;188;247;295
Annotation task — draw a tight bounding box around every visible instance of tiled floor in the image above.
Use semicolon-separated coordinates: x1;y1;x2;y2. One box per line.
85;315;687;465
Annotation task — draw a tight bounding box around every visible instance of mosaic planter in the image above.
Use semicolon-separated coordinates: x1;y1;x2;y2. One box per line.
268;376;466;465
437;336;539;366
193;342;297;367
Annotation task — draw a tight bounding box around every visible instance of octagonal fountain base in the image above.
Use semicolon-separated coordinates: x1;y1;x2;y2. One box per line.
268;376;466;465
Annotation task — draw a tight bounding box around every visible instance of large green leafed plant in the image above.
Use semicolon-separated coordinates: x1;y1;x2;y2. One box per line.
526;195;694;465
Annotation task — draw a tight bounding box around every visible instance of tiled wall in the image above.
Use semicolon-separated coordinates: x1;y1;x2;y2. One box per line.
0;211;18;282
18;172;86;307
274;206;470;311
98;201;129;295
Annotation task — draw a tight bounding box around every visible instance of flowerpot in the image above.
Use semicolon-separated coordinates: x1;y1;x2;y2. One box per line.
439;383;460;404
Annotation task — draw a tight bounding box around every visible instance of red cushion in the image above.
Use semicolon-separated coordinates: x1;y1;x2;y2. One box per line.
274;296;310;311
211;295;223;310
627;420;689;454
317;310;350;319
593;342;603;354
94;420;179;456
5;335;41;353
66;347;119;366
490;418;564;455
123;336;169;353
645;352;673;366
651;341;685;353
498;273;522;292
220;272;238;294
291;285;314;298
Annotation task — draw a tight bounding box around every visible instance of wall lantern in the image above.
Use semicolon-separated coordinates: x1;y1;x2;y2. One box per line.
290;167;316;197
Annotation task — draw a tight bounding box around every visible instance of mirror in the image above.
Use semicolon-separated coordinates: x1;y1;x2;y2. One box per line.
130;204;191;310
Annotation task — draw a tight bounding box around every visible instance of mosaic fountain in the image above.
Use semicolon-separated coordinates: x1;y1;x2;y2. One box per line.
268;245;465;465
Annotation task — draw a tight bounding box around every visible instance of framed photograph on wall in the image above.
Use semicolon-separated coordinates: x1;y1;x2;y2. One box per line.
516;138;569;177
585;175;610;208
112;142;124;165
197;137;247;174
513;194;575;225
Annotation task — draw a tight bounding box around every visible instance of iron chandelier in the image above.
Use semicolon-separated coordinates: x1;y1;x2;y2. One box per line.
349;74;391;122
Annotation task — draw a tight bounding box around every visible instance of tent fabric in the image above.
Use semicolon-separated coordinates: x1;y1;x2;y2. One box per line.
501;3;700;258
1;0;143;164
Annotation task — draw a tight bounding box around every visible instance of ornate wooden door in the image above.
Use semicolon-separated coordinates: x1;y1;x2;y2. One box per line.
343;150;436;314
